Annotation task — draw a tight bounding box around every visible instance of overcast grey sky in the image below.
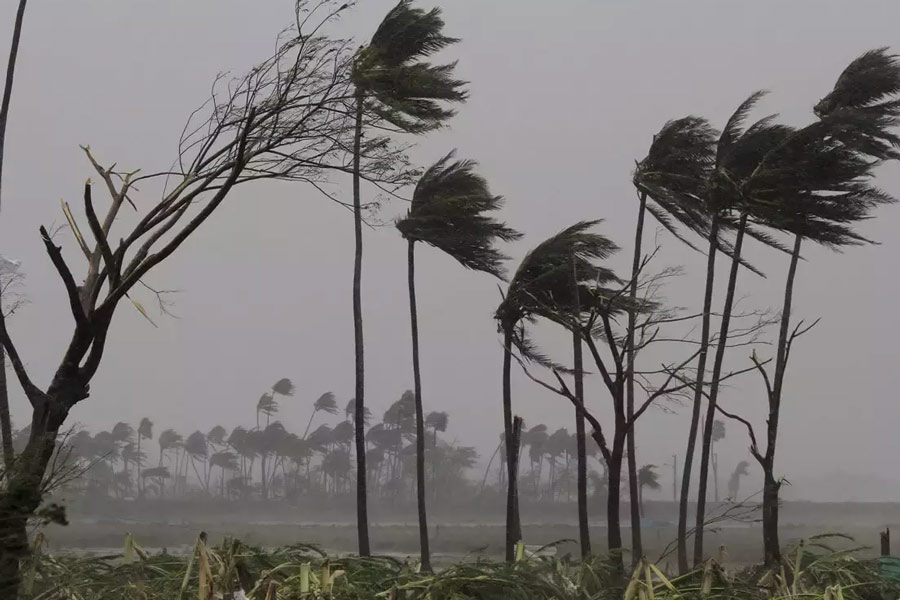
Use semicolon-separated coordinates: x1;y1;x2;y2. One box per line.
2;0;899;502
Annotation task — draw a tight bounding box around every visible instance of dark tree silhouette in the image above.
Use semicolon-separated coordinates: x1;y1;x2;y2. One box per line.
348;0;467;555
397;151;519;570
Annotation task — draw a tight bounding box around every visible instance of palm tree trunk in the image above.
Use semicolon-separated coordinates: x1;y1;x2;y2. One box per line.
0;349;12;471
351;90;370;557
501;326;520;562
626;191;647;559
406;240;432;571
677;213;720;574
606;444;624;573
0;0;29;481
573;335;591;558
759;233;801;564
694;211;748;566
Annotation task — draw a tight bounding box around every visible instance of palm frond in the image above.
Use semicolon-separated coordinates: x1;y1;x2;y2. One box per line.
397;150;521;277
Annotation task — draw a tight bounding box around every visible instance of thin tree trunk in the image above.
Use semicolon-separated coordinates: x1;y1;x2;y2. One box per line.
712;451;718;503
762;466;781;565
0;0;29;479
0;389;67;597
407;240;431;571
0;349;12;471
501;327;519;562
351;91;370;556
677;214;720;574
627;192;647;559
606;449;624;573
573;329;590;558
694;211;748;566
480;439;501;495
758;233;801;565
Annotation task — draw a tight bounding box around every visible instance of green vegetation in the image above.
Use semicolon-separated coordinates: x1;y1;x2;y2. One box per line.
21;534;899;600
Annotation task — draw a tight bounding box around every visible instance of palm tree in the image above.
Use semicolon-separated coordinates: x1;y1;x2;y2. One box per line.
209;451;238;498
207;425;227;452
637;98;795;570
345;399;372;427
304;392;339;439
136;418;153;498
729;49;900;565
396;152;519;570
256;393;278;429
349;0;467;556
184;431;209;493
710;420;725;502
629;116;718;558
157;429;182;497
495;221;617;562
0;0;29;482
425;411;448;448
638;464;661;517
727;461;749;500
694;94;797;567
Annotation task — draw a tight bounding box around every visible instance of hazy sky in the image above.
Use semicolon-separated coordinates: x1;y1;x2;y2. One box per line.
2;0;900;502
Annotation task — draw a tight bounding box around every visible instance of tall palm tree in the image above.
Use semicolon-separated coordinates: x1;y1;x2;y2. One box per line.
710;420;725;502
637;464;661;517
630;116;717;558
136;418;153;498
209;451;238;498
425;411;448;448
728;49;900;565
304;392;339;439
256;393;279;429
184;431;209;493
349;0;467;555
495;221;617;562
636;99;794;571
396;152;519;570
0;1;29;480
693;94;796;566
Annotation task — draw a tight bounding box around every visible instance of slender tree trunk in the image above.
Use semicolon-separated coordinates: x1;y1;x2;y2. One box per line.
0;0;29;480
712;452;718;503
0;390;68;597
677;214;720;574
758;234;801;565
694;211;748;566
762;466;781;564
406;241;432;571
573;330;591;558
480;439;501;495
627;192;647;559
501;327;520;562
606;446;624;573
351;91;370;556
0;349;12;471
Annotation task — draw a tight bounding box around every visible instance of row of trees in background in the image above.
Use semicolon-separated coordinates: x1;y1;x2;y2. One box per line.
0;0;899;593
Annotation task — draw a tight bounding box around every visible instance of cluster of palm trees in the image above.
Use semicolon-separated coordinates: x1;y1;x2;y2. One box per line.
40;380;480;509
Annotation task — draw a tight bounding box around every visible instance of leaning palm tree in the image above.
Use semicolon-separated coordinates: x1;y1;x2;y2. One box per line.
256;393;279;429
630;115;717;557
425;411;449;447
349;1;467;555
693;95;796;567
495;221;617;562
396;152;519;570
722;49;900;565
637;464;661;517
304;392;339;439
136;418;153;498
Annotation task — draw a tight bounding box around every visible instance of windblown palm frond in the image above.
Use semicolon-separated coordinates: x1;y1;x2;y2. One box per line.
397;151;521;277
355;0;467;133
815;48;900;159
314;392;339;415
496;221;619;331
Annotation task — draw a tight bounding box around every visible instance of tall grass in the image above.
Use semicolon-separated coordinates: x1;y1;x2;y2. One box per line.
21;533;899;599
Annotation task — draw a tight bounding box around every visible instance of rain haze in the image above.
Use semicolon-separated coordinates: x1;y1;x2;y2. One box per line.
3;0;900;571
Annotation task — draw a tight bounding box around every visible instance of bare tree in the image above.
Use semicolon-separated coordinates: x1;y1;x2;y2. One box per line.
0;3;409;593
